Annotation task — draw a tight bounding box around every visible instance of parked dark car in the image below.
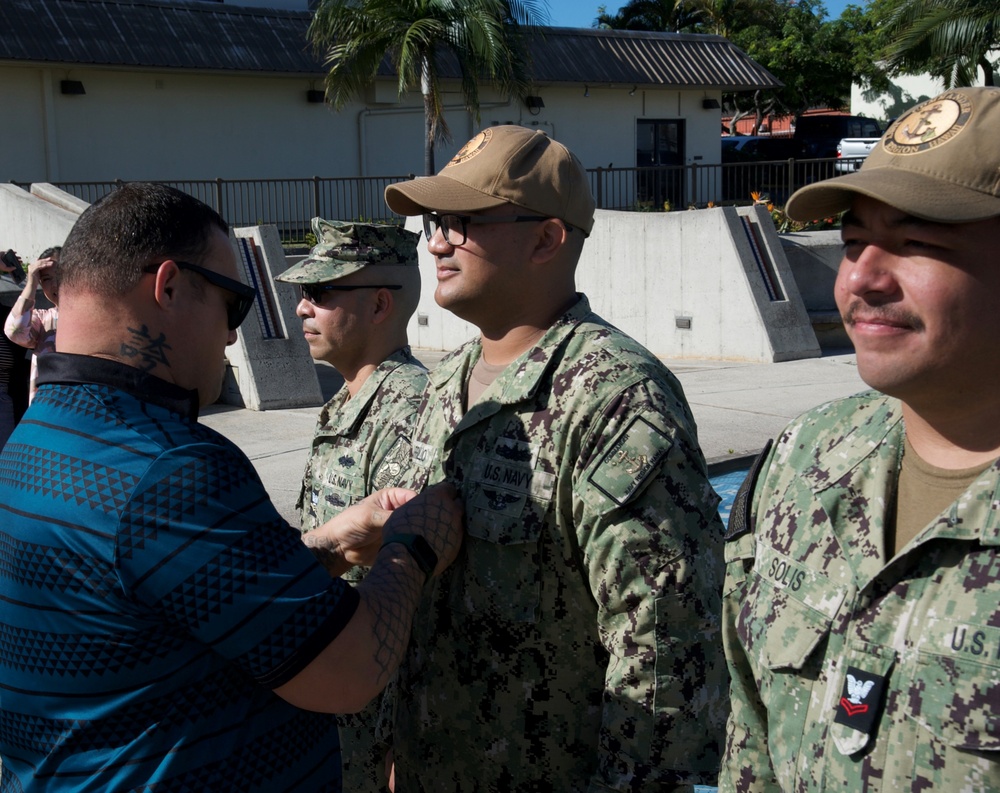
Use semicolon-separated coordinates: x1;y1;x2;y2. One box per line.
722;135;796;162
793;115;882;160
721;135;797;203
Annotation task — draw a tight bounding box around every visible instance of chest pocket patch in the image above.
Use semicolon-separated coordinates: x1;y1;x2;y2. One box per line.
589;415;670;506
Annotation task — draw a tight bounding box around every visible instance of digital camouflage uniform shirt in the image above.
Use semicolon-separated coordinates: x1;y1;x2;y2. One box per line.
298;346;427;793
298;347;426;531
394;294;728;792
720;391;1000;792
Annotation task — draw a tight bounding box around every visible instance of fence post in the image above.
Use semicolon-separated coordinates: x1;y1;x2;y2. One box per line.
594;167;604;210
787;159;795;206
215;177;224;213
313;176;321;222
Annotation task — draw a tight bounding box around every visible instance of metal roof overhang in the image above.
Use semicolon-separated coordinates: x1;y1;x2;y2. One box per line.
0;0;781;91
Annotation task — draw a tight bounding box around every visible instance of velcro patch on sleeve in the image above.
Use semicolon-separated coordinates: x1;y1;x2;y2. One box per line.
725;438;773;542
588;415;671;506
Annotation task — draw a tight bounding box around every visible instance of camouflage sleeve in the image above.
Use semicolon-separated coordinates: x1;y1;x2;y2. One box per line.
366;386;424;494
574;379;729;791
718;441;782;793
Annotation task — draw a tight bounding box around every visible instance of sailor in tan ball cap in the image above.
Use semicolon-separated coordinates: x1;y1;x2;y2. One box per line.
721;87;1000;793
382;125;729;792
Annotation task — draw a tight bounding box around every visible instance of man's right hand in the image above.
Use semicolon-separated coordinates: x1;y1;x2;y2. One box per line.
382;482;464;577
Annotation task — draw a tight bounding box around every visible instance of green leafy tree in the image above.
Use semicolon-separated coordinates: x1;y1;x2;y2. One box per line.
309;0;546;174
878;0;999;87
595;0;703;32
736;0;855;117
595;0;858;131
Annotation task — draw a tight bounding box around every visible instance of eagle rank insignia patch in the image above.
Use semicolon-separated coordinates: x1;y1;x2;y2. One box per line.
834;666;886;736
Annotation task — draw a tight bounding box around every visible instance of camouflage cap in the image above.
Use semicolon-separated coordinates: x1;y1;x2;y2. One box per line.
384;125;596;235
275;219;419;284
786;87;1000;223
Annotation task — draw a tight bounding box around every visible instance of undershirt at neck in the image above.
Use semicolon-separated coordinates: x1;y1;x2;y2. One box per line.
465;355;508;411
890;435;994;556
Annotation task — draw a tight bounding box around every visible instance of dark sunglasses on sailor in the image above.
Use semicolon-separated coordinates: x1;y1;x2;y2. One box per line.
145;260;257;331
299;283;402;306
421;212;552;247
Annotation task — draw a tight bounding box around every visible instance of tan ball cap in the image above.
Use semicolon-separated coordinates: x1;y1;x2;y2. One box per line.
785;87;1000;223
384;125;596;235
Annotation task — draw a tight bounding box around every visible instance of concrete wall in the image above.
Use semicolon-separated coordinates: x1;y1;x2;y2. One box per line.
0;184;80;259
0;183;80;306
225;225;324;410
779;229;849;348
1;183;846;365
406;204;822;363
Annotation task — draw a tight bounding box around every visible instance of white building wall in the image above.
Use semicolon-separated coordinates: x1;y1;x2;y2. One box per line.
0;62;724;185
851;75;944;122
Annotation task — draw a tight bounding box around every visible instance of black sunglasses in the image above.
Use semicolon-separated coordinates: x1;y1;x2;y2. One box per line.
300;283;402;306
146;260;257;330
422;213;550;247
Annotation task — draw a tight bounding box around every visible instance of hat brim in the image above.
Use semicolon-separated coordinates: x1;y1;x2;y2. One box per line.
785;166;1000;224
273;258;366;284
385;175;510;216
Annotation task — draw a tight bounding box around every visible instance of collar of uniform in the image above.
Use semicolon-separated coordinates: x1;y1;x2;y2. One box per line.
36;352;201;421
981;466;1000;545
801;392;1000;550
428;294;592;403
318;346;421;436
799;392;903;497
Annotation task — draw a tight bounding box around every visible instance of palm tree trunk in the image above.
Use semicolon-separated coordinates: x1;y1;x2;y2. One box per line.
980;56;995;87
422;58;435;175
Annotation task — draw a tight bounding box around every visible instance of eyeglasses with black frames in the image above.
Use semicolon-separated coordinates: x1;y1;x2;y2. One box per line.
145;260;257;331
421;213;554;247
299;283;402;306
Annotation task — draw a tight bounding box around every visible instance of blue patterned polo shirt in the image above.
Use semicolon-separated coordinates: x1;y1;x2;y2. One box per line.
0;353;357;791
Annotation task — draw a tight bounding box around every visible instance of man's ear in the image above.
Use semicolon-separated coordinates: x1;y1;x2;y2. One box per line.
529;219;568;264
149;260;183;309
371;286;394;326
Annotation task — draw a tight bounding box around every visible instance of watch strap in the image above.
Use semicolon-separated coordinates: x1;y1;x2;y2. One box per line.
380;533;437;582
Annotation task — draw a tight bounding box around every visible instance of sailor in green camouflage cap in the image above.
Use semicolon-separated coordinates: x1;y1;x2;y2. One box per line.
721;88;1000;792
276;218;427;793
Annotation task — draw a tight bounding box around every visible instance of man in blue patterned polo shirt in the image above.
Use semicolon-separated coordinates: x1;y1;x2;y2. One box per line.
0;183;462;791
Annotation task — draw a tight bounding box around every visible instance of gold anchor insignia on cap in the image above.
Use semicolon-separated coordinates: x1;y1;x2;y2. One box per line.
449;128;493;166
884;91;972;154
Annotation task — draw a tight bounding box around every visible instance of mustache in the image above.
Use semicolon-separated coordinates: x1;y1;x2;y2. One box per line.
842;301;925;332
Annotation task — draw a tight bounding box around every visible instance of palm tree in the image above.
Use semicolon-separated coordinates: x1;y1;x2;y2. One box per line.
309;0;547;174
881;0;999;87
595;0;703;32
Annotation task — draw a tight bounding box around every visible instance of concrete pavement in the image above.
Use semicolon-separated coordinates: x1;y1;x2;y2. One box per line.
200;348;868;527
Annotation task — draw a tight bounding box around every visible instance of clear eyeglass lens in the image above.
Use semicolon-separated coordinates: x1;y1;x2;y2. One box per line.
424;214;466;246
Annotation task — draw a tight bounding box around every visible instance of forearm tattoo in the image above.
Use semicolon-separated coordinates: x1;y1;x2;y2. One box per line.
121;325;171;371
360;495;455;687
301;531;346;577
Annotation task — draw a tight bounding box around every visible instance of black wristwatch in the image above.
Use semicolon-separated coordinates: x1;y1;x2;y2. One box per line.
381;534;437;582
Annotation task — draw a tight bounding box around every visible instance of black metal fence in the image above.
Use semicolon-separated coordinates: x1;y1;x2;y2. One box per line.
16;157;851;243
589;156;852;211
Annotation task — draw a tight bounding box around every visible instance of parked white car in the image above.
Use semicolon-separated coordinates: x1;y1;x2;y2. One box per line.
835;136;880;173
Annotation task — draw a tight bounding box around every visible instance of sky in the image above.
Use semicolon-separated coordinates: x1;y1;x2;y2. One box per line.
545;0;856;28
